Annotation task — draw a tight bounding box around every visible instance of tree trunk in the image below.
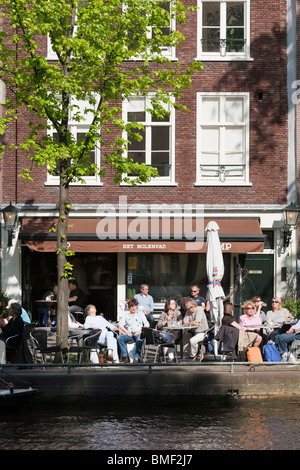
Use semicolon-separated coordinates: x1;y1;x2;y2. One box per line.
56;176;71;353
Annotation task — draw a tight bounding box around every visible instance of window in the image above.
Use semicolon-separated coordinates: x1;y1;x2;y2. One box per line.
196;92;250;186
126;252;231;305
196;0;251;60
122;96;176;185
46;97;101;186
150;0;176;58
125;0;177;60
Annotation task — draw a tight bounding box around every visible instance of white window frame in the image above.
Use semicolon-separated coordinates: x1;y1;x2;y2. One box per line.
121;95;176;186
45;97;101;186
46;35;57;60
196;92;251;186
196;0;252;61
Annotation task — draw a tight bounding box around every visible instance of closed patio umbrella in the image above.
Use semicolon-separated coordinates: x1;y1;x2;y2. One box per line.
206;221;225;326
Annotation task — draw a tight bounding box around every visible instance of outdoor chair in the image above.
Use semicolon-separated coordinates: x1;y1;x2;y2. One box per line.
3;333;22;363
67;333;86;366
82;330;103;363
30;328;64;368
216;325;239;361
142;327;178;363
67;329;103;365
195;325;216;362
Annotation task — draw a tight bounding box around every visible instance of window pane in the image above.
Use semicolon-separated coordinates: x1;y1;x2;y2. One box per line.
202;2;220;52
128;152;145;165
128;129;145;151
225;98;244;122
201;128;219;152
226;2;245;52
152;126;169;151
152;152;170;176
128;111;145;122
151;1;171;45
201;98;220;122
203;2;220;26
227;3;244;26
77;132;96;170
225;128;243;152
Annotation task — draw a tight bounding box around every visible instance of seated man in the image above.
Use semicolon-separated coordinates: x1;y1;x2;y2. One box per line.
183;299;209;360
275;318;300;361
83;304;120;363
68;279;87;315
0;303;24;363
7;299;31;325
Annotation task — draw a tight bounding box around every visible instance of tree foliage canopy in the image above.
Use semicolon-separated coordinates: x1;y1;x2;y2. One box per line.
0;0;201;185
0;0;202;348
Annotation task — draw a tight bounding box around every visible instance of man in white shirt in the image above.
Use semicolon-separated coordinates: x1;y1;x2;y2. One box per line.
83;304;121;363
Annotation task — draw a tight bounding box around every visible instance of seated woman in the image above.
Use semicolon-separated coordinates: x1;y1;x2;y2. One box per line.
266;297;292;342
239;301;262;348
156;297;183;362
222;302;242;330
117;297;149;363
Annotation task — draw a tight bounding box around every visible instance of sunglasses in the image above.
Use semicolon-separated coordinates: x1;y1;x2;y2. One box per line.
245;307;254;310
272;300;279;303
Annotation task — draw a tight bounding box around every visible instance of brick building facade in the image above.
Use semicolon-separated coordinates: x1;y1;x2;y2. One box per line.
0;0;298;321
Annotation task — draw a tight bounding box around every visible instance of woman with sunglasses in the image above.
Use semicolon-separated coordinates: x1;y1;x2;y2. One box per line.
239;301;262;347
266;297;292;341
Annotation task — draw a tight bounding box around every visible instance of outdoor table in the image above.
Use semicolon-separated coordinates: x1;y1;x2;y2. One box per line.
162;324;192;359
248;322;294;331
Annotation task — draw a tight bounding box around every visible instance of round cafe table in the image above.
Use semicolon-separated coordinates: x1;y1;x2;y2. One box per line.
162;324;192;359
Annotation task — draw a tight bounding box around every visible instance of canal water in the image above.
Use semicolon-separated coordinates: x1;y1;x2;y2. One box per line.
0;398;299;451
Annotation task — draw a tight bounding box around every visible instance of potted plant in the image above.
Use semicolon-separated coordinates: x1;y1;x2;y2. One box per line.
0;291;9;317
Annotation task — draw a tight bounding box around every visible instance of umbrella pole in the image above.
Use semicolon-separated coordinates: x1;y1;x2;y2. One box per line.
213;325;219;357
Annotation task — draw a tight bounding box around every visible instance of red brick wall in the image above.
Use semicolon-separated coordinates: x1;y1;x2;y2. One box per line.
2;0;289;208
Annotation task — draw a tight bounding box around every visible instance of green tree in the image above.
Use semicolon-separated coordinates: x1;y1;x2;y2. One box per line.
0;0;201;350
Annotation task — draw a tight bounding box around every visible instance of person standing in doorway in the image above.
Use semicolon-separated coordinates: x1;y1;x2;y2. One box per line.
134;284;155;327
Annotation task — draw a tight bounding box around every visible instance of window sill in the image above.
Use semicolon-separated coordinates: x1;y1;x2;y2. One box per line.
120;180;178;187
44;180;103;187
194;56;254;62
194;181;252;187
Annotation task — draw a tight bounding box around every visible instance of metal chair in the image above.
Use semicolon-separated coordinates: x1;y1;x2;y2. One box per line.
4;334;21;363
142;327;178;363
67;334;86;366
30;328;64;368
196;326;216;362
82;330;103;363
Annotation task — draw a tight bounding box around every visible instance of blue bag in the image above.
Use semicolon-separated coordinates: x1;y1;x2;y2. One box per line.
263;342;282;362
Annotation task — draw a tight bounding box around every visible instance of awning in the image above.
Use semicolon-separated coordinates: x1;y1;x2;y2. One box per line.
20;217;265;253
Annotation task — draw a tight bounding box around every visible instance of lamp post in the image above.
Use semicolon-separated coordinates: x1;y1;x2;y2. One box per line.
1;202;19;247
282;202;300;248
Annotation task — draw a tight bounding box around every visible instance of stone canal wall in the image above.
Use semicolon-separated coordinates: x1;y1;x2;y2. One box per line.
6;363;300;403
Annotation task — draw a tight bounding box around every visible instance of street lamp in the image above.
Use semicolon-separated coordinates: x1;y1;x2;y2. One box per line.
1;202;19;247
282;202;300;248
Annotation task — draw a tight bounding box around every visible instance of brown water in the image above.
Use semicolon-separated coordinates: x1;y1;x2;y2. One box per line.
0;399;299;451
